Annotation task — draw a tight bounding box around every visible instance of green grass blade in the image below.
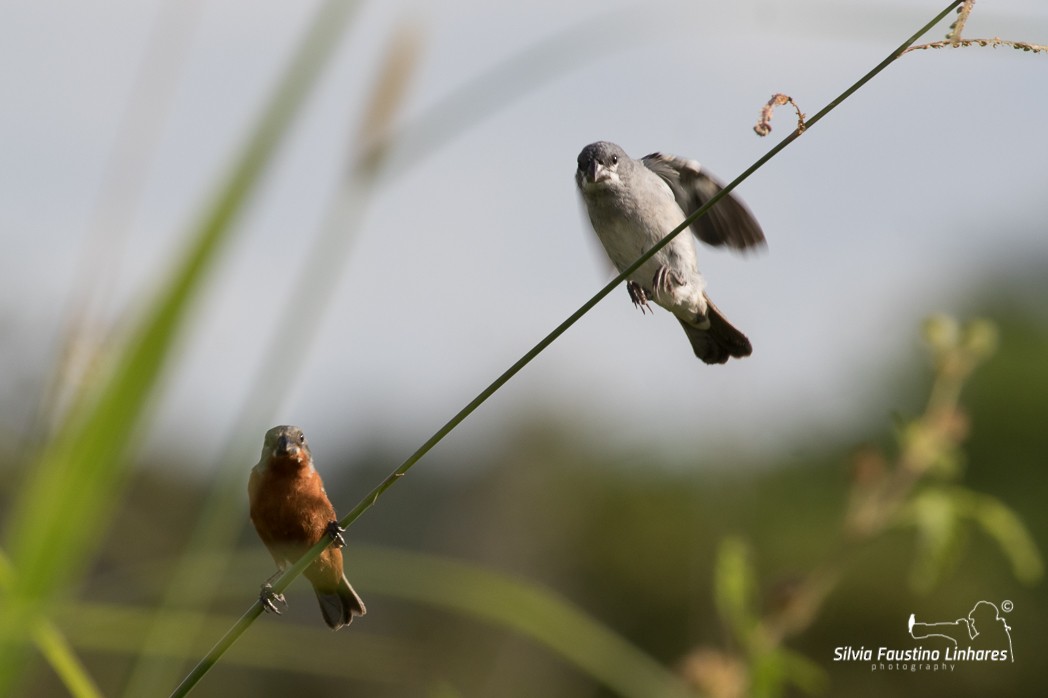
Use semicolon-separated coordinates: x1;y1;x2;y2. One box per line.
31;621;104;698
0;0;363;691
361;547;701;698
0;550;103;698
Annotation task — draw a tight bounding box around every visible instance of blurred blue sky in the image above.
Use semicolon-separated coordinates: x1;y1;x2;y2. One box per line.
3;0;1047;471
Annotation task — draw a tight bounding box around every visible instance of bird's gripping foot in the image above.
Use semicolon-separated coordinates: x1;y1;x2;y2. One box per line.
626;281;653;314
260;583;287;615
326;520;347;549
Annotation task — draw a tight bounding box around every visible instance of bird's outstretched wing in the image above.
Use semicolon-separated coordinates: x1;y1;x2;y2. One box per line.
641;152;766;250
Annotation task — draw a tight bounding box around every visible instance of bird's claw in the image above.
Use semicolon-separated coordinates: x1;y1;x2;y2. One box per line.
260;583;287;615
651;265;685;303
627;281;653;314
325;521;347;549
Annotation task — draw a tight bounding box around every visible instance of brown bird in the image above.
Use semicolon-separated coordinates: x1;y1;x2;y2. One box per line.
248;425;366;630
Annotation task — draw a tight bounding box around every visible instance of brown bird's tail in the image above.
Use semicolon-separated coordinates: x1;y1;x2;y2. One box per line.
314;574;367;631
678;294;752;364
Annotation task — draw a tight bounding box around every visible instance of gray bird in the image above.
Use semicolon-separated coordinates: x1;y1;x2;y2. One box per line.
575;141;765;364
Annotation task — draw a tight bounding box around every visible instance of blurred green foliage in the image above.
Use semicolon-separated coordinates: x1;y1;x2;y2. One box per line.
2;292;1045;697
1;1;1044;695
0;1;361;693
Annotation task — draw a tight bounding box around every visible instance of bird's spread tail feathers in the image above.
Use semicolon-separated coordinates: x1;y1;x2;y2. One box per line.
315;574;367;631
678;295;752;364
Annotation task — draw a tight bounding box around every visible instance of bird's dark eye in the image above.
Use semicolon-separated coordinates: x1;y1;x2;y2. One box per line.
298;433;306;443
611;155;618;165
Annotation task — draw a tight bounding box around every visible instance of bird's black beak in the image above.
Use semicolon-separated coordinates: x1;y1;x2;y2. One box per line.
275;434;298;458
586;158;599;183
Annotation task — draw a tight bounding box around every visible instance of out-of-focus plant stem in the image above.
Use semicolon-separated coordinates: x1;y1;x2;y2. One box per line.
171;3;967;695
691;316;1042;698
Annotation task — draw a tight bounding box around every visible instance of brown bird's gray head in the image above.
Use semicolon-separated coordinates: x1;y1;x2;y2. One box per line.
262;425;311;463
576;141;633;192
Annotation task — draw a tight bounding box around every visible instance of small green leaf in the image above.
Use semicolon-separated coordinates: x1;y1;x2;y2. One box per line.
896;489;964;592
750;647;827;698
958;489;1044;585
922;314;959;353
961;319;998;360
714;537;759;644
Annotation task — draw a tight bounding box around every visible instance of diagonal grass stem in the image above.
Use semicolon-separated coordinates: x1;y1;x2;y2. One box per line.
171;2;965;695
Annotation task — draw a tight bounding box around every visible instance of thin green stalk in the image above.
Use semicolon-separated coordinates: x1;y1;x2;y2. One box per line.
31;623;104;698
339;0;967;534
34;0;203;444
170;3;964;695
0;551;103;698
150;14;635;696
364;10;645;181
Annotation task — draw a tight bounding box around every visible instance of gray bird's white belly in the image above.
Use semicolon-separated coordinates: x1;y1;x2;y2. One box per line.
584;190;707;319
